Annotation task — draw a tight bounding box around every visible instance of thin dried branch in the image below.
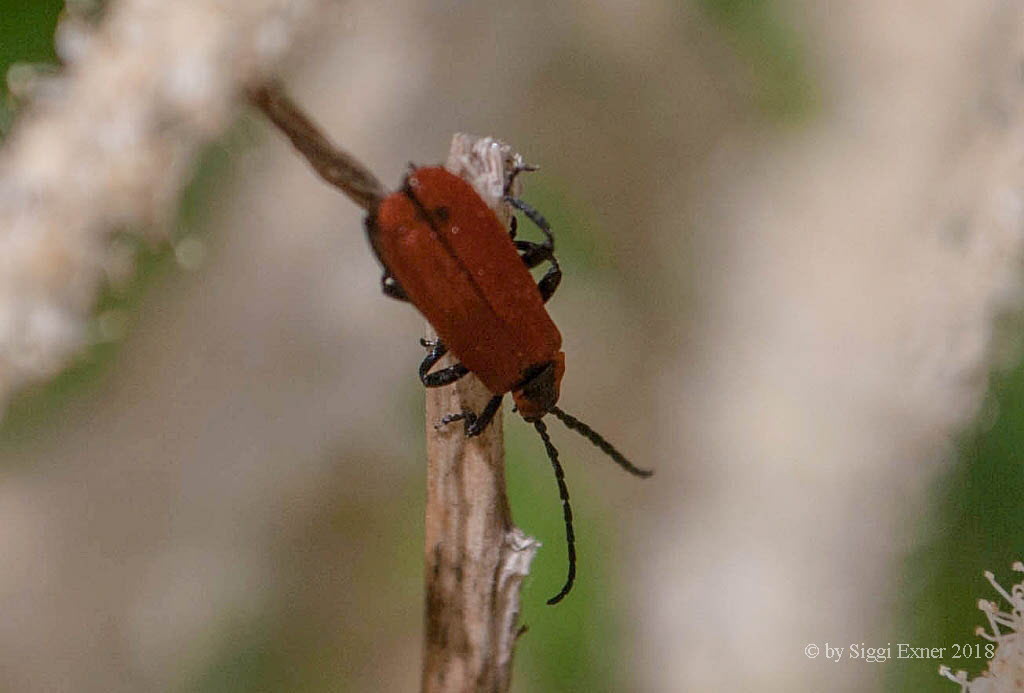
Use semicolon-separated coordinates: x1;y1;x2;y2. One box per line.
421;135;539;693
247;82;386;211
0;0;330;407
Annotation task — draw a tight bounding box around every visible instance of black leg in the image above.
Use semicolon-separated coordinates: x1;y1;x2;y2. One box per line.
419;339;470;388
505;197;554;251
514;240;562;304
381;274;409;301
505;195;561;303
536;263;562;303
438;395;503;437
419;338;447;367
514;239;550;269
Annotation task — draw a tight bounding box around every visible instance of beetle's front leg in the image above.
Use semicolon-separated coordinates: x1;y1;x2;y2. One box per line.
437;395;503;437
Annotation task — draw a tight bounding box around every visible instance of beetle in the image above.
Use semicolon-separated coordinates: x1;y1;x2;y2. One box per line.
365;164;651;604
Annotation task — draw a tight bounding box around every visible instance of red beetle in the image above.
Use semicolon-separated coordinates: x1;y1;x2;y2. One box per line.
366;164;651;604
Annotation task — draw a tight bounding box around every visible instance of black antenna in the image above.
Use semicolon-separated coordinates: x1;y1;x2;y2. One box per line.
550;407;654;478
533;419;576;605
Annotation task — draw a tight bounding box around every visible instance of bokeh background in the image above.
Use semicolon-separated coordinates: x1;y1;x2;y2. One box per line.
2;1;1024;691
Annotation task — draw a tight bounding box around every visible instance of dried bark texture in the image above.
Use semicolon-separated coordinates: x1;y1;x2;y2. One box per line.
421;135;539;693
0;0;329;406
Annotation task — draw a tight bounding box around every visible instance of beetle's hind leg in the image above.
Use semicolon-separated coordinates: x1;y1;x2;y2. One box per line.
438;395;504;437
418;339;470;387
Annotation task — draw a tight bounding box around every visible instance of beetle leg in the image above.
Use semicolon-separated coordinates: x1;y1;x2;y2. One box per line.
419;338;447;378
508;215;518;240
505;196;562;302
422;364;470;388
505;196;554;252
470;395;505;435
419;339;470;388
438;395;503;437
514;240;550;269
536;262;562;303
422;340;498;433
381;274;409;301
514;240;562;304
420;338;447;365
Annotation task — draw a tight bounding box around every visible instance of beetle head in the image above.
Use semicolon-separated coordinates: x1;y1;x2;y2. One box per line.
513;352;565;421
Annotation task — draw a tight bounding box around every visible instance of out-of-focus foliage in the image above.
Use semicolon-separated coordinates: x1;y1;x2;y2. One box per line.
0;0;63;134
698;0;816;121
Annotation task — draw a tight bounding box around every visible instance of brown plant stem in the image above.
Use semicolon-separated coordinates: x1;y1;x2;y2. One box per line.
421;135;540;693
246;81;387;211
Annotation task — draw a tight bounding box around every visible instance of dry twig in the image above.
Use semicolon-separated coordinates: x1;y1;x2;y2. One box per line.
246;81;386;211
421;136;539;693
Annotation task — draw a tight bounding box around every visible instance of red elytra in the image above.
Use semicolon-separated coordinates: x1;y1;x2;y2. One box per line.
368;166;564;420
365;163;650;605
